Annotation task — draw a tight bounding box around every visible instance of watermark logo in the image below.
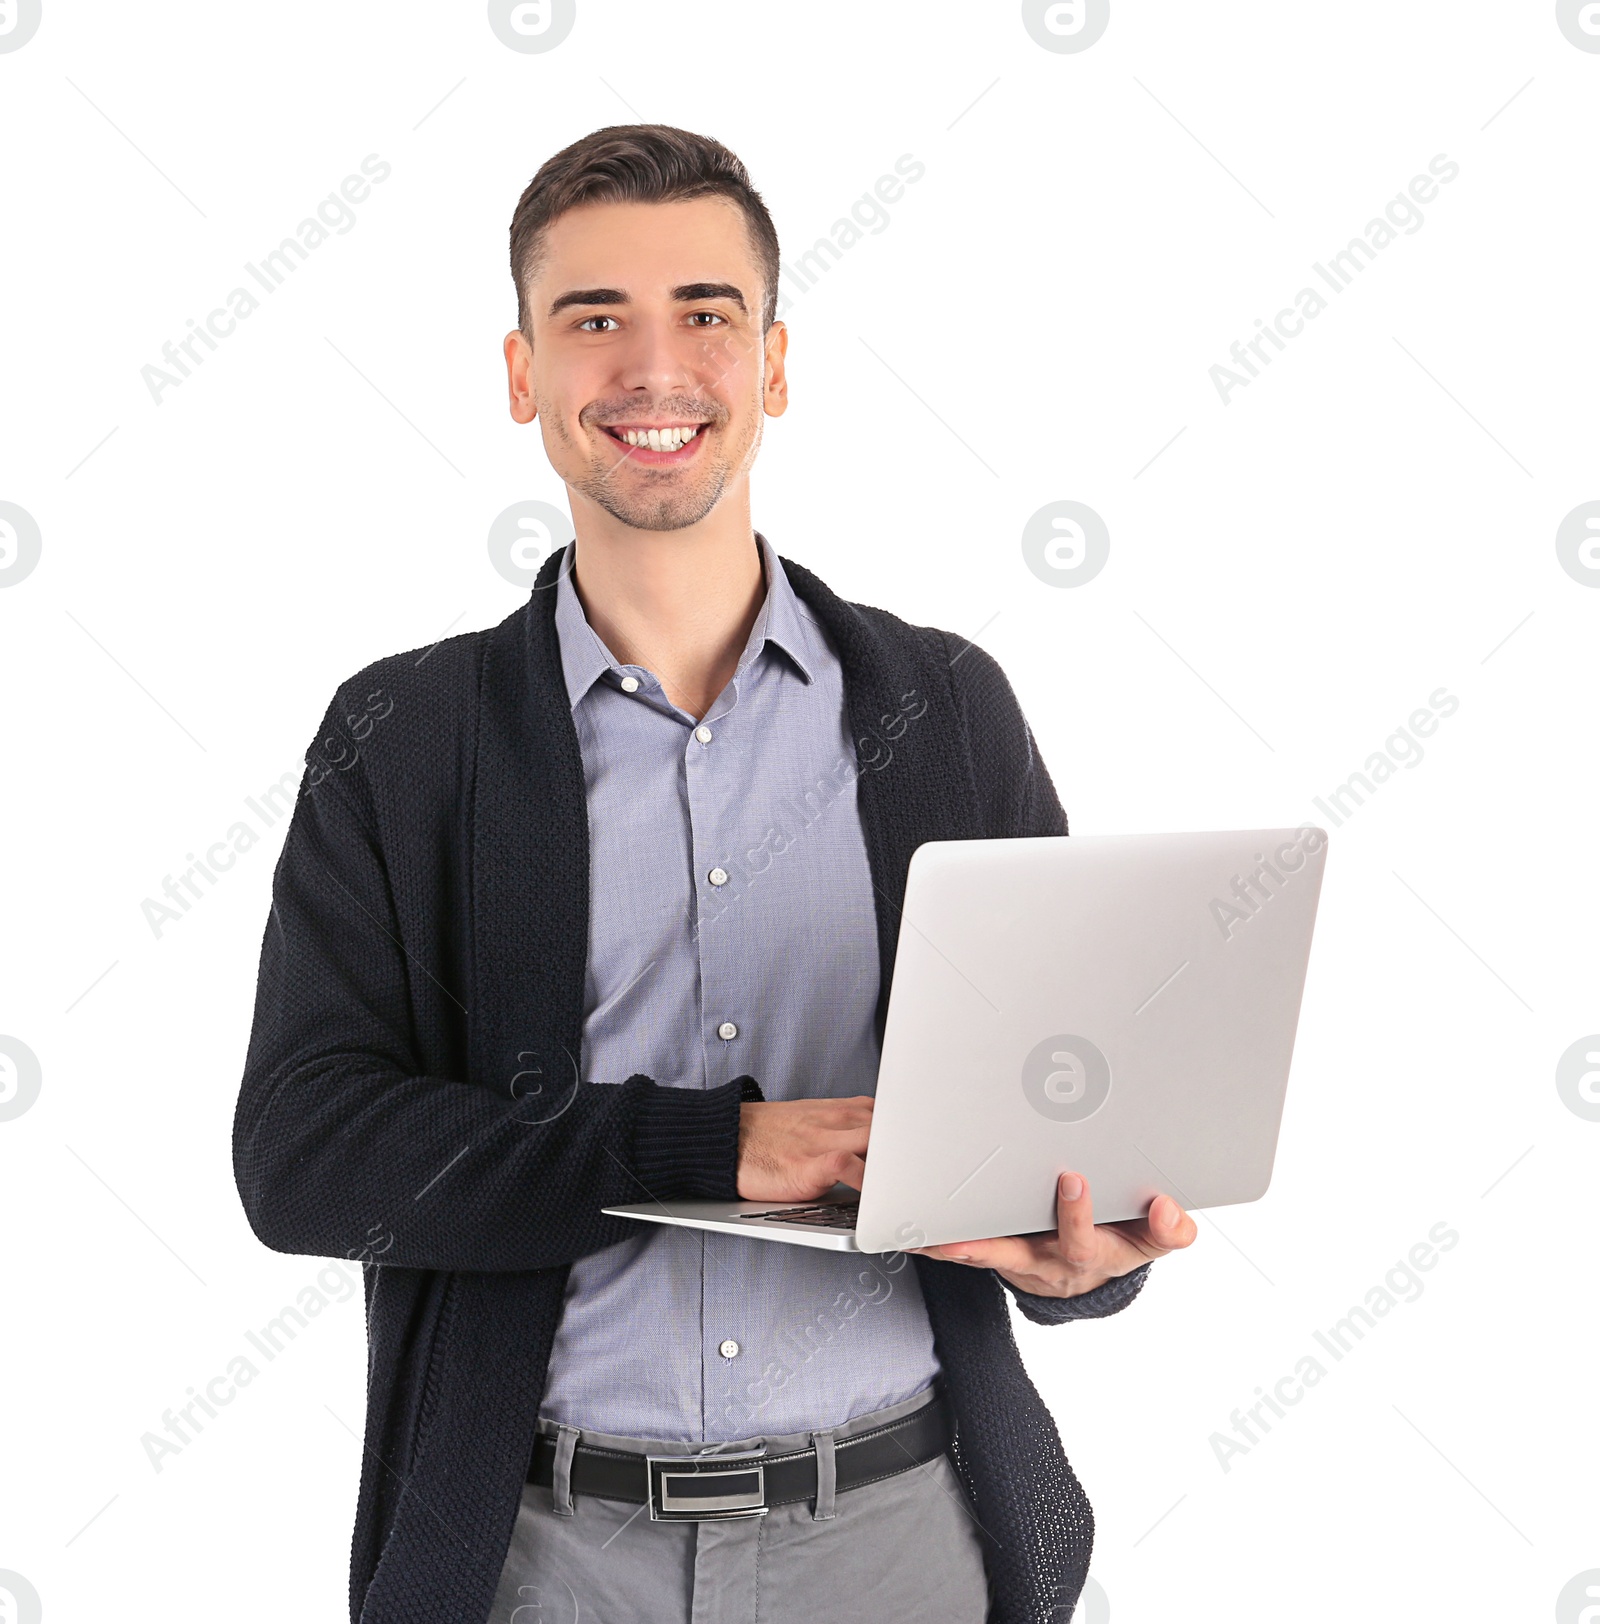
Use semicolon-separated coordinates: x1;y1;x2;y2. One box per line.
1556;1036;1600;1122
1556;501;1600;586
1072;1575;1110;1623
508;1047;582;1125
0;1036;42;1123
1022;1034;1111;1122
1556;1570;1600;1622
1022;0;1110;53
506;1579;580;1624
0;1572;41;1624
489;500;573;590
0;0;42;52
1021;501;1110;588
1556;0;1600;50
0;502;42;588
488;0;575;52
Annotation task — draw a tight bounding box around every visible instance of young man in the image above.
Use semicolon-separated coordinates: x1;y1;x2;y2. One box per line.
234;125;1195;1624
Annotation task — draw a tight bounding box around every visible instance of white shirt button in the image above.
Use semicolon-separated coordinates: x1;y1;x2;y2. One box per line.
718;1339;740;1359
694;725;713;744
619;675;640;694
717;1021;738;1041
708;867;728;887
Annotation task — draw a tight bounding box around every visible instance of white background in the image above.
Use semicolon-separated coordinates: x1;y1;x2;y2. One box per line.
2;3;1596;1621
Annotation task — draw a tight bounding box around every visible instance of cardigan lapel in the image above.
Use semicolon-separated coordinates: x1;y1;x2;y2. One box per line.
469;553;591;1103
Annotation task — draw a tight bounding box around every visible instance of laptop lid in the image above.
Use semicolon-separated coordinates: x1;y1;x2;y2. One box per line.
852;829;1327;1253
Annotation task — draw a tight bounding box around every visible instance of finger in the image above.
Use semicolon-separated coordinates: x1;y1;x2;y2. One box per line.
1148;1192;1197;1249
834;1154;868;1191
822;1125;872;1155
831;1096;875;1122
1106;1193;1198;1257
1056;1171;1099;1266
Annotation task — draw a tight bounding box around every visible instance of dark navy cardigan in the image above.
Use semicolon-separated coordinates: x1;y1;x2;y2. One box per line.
233;547;1149;1624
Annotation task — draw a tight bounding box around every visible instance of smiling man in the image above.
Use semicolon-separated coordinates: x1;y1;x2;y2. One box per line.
234;124;1195;1624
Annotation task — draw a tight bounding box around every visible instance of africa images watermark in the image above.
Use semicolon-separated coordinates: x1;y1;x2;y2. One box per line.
695;688;928;938
141;1260;362;1473
1209;155;1460;406
771;155;925;317
717;1251;915;1433
1206;822;1325;941
139;155;391;406
1210;1221;1459;1472
1309;686;1459;830
140;689;392;937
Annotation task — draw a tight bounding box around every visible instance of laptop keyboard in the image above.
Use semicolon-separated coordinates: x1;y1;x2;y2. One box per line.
737;1200;860;1230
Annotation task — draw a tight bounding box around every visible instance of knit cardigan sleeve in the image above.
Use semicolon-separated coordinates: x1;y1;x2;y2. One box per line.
232;690;760;1274
943;633;1152;1323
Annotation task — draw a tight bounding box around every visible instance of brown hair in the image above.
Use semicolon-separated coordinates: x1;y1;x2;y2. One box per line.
509;124;781;340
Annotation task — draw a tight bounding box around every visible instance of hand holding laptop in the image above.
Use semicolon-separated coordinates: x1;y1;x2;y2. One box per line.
738;1098;1195;1298
910;1170;1196;1300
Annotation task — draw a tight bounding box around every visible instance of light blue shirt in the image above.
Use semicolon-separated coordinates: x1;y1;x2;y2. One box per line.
537;533;941;1443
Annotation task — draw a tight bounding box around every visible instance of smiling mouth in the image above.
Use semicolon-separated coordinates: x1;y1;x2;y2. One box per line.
600;423;708;456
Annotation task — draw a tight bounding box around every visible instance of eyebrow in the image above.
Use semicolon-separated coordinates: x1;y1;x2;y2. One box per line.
546;281;749;318
673;282;748;313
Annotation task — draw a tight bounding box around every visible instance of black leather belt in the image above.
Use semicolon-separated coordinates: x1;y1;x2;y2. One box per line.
528;1393;954;1521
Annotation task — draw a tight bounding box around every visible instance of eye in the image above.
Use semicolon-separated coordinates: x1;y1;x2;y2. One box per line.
687;310;728;328
577;315;620;332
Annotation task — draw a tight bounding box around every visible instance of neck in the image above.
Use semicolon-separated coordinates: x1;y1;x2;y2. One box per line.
566;494;766;723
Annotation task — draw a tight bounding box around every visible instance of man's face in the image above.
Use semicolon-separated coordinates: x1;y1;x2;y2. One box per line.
505;196;787;532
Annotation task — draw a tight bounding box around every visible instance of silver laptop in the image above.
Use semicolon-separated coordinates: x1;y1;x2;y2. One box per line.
603;828;1327;1254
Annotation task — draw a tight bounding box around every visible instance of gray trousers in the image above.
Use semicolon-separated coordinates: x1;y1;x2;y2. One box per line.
489;1394;990;1624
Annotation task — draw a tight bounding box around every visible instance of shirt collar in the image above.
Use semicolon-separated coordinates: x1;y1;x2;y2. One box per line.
552;531;818;712
552;550;614;710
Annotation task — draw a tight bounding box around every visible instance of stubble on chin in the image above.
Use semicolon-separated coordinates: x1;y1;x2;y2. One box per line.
573;457;731;533
545;405;758;533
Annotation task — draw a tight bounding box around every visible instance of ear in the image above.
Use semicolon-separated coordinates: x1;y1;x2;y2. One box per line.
504;329;537;425
762;320;789;418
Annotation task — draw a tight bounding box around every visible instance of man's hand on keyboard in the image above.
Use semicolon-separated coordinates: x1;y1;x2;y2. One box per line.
736;1097;873;1201
910;1171;1197;1298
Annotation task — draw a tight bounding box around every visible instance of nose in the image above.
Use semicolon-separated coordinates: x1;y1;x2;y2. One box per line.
612;312;700;401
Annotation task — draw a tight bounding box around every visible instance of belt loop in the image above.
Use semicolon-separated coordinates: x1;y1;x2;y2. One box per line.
550;1424;581;1517
809;1427;837;1521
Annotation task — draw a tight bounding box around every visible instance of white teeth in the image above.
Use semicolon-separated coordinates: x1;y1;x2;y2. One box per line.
617;425;700;450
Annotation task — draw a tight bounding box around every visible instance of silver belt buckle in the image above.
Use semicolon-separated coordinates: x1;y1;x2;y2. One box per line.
646;1447;768;1521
